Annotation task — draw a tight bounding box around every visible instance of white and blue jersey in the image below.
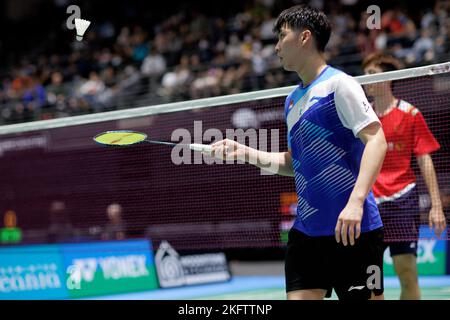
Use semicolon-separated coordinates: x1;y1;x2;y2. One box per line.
285;65;383;237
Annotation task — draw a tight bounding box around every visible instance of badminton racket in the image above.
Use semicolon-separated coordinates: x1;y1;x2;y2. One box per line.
93;130;216;154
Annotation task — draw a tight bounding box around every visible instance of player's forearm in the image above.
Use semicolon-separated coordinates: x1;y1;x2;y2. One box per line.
417;154;443;208
349;135;387;205
243;146;294;176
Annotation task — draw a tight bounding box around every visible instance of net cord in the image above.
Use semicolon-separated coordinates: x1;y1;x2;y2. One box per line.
0;61;448;135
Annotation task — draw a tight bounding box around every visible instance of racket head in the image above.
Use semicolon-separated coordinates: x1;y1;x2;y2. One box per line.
93;130;147;146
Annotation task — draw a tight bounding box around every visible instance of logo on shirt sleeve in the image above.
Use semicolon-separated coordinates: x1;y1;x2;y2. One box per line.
362;101;370;112
288;100;294;110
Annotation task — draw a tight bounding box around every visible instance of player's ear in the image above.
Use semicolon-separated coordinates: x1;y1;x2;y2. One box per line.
299;29;311;46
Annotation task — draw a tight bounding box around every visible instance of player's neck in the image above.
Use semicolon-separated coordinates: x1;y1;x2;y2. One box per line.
373;93;397;117
297;54;327;87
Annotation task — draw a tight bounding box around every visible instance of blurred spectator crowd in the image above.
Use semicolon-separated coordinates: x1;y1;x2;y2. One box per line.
0;0;449;125
0;201;127;245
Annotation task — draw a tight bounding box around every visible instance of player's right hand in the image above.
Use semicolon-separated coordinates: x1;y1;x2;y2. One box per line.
335;199;363;246
210;139;247;161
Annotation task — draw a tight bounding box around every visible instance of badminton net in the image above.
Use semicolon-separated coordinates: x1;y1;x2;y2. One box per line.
0;62;449;250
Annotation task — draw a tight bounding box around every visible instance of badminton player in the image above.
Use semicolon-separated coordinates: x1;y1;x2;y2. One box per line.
211;5;387;300
362;53;446;300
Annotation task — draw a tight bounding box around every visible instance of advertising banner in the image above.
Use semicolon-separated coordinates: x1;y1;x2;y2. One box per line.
155;241;230;288
0;239;159;299
61;239;159;298
0;245;68;299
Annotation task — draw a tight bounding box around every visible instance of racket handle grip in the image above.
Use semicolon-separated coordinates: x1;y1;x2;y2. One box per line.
189;143;212;154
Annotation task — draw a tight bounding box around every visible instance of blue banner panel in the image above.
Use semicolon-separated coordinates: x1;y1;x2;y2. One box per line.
0;245;68;299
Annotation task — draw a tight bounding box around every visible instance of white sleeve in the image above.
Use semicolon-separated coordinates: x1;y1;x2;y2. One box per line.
334;75;380;137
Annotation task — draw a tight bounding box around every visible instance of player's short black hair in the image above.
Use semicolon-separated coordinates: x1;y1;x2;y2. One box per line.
273;5;331;52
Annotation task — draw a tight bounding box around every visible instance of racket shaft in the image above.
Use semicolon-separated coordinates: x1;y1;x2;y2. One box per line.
146;140;178;147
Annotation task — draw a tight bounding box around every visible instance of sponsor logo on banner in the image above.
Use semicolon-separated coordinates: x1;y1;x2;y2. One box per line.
0;135;48;156
231;108;284;129
0;245;68;299
0;264;62;293
61;240;159;298
155;241;230;288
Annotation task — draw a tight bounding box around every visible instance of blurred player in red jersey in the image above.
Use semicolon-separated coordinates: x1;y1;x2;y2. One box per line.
362;53;447;300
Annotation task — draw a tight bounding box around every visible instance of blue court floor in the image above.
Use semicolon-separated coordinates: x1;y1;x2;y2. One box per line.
84;275;450;300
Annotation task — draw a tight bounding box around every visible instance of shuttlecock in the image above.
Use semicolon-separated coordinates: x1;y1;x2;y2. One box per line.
74;18;91;41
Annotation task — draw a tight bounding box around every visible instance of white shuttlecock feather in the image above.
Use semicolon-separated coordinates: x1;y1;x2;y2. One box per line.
74;18;91;41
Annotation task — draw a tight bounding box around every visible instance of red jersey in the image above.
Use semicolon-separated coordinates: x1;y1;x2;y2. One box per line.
373;99;440;202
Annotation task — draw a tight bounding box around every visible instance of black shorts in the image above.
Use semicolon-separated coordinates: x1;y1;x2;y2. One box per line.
385;241;418;257
378;187;420;257
285;227;384;300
